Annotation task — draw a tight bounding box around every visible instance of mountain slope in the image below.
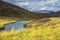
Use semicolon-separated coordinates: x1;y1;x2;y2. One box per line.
0;1;45;20
51;11;60;17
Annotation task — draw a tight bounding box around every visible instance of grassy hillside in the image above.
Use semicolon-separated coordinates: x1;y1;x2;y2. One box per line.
0;17;60;40
24;17;60;28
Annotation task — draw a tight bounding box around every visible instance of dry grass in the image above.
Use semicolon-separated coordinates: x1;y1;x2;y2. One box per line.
0;18;60;40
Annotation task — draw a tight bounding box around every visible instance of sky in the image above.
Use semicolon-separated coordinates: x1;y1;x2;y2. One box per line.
3;0;60;11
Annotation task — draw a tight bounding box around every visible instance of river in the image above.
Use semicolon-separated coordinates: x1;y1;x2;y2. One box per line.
4;20;31;31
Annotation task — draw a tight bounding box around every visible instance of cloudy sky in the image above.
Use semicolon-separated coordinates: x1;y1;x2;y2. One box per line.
3;0;60;11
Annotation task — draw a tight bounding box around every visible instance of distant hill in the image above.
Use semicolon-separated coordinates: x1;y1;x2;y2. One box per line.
34;10;60;17
50;11;60;17
33;10;55;16
34;10;54;13
0;0;47;20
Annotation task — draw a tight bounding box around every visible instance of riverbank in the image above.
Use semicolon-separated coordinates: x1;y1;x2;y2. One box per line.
0;17;17;28
0;16;33;30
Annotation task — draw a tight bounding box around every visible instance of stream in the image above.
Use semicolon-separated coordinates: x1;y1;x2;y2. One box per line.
4;20;31;31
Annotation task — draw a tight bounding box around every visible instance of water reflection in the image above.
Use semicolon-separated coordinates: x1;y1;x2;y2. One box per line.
5;20;31;31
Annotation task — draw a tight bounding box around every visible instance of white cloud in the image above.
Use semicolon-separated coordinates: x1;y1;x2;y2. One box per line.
40;7;47;10
15;0;60;11
15;2;30;6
